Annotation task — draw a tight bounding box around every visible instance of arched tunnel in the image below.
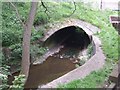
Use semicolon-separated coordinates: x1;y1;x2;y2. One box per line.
43;26;92;51
24;26;93;88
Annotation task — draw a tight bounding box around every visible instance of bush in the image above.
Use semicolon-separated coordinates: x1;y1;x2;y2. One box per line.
2;28;22;47
30;44;47;63
0;64;10;90
9;43;47;64
31;27;44;42
8;43;22;67
87;44;93;58
34;12;49;25
9;74;25;90
10;43;22;60
2;2;22;47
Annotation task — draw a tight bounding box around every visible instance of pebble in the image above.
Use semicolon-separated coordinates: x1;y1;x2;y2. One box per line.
60;55;63;59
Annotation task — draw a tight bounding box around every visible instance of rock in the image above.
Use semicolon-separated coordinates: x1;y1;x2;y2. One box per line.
60;55;63;59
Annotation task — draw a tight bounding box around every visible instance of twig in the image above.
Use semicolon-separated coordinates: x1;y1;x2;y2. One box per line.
9;2;25;27
69;2;76;17
40;0;50;18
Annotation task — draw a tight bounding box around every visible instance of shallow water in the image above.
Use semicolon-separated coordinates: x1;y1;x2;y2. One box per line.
24;45;81;88
8;26;91;89
8;46;82;89
24;56;76;88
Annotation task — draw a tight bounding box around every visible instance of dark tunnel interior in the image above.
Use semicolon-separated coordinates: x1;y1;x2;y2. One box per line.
44;26;91;50
24;26;92;88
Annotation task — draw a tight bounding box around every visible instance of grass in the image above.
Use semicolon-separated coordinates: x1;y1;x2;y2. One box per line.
31;2;118;88
2;2;119;89
51;2;118;88
58;61;114;88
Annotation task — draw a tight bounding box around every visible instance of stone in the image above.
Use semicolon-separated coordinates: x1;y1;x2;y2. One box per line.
107;82;116;90
109;65;119;83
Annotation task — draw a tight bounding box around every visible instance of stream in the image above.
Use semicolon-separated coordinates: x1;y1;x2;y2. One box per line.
8;26;92;89
24;45;82;89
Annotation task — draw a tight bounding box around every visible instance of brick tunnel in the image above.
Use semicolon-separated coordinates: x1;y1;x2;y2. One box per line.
43;26;92;50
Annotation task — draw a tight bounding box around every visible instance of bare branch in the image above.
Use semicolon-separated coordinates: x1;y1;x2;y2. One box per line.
40;0;50;18
10;2;25;27
69;2;76;17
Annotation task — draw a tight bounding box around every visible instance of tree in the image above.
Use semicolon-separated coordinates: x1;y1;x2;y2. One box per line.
10;1;38;79
9;1;76;83
21;2;38;80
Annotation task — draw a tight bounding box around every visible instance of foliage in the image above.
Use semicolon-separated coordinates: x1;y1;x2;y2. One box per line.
87;43;93;59
31;27;45;42
1;1;119;89
58;62;114;88
30;44;47;63
2;2;46;66
8;43;47;65
78;55;88;66
2;29;22;47
34;2;76;22
9;43;22;61
56;2;118;88
0;64;10;90
0;51;10;90
9;74;25;90
98;26;118;62
0;51;4;65
31;46;47;63
2;2;22;47
0;66;10;90
75;26;85;33
34;12;49;25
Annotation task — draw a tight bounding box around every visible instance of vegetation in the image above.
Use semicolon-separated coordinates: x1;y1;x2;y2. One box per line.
1;1;118;89
87;43;94;59
57;2;118;88
9;75;25;90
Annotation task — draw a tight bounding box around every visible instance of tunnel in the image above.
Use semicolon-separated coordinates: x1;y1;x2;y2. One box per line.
43;26;92;50
24;26;93;88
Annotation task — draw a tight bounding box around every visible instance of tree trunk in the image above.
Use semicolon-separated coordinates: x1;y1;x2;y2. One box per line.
21;2;38;79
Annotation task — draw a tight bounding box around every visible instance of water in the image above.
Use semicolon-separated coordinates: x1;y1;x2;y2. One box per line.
8;43;88;89
24;45;82;88
25;56;76;88
8;26;91;89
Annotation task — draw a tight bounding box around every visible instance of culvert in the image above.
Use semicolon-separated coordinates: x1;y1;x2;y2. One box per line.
8;19;105;89
43;26;92;50
24;25;94;89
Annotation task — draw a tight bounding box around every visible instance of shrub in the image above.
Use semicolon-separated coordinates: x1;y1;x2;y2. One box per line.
9;43;22;61
0;52;10;90
31;27;44;42
34;12;49;25
2;29;22;47
30;44;47;63
9;74;25;90
87;43;93;58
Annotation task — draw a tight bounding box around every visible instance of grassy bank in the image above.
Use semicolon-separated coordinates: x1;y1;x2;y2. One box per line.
55;2;118;88
1;2;118;89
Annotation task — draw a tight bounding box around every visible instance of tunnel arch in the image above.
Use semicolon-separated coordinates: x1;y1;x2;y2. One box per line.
41;19;100;43
43;25;92;51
